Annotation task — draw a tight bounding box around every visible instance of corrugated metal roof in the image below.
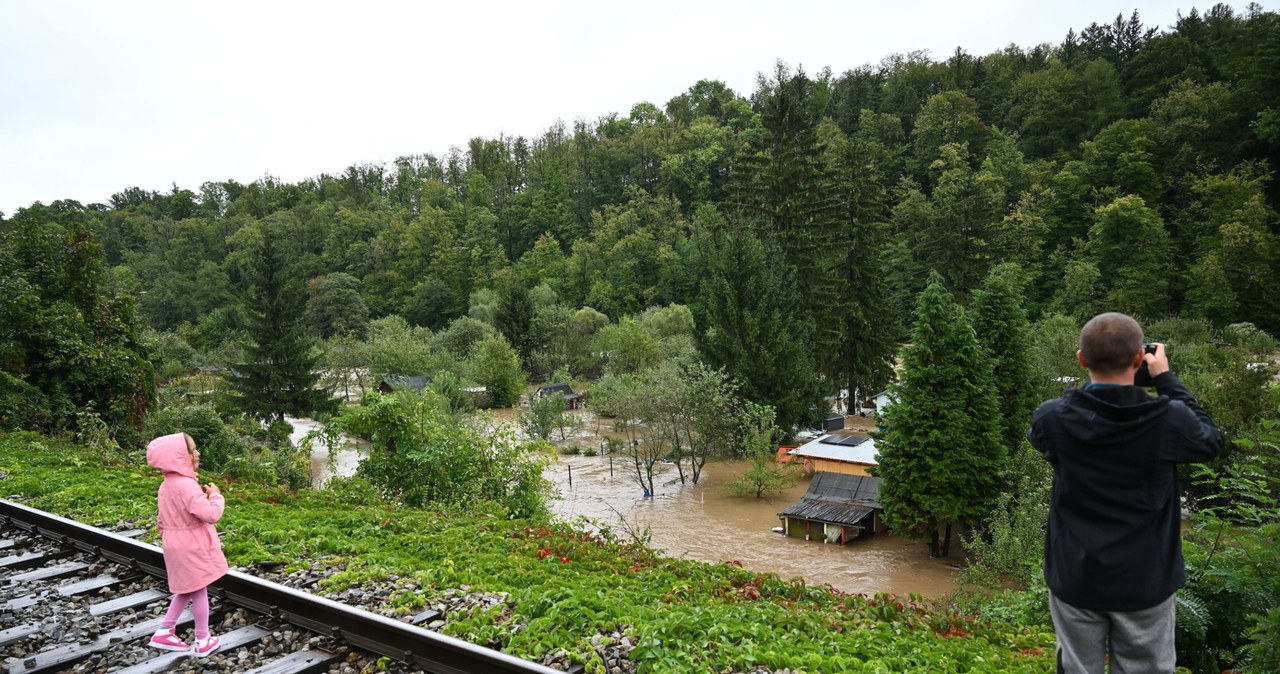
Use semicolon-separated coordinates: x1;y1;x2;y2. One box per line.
789;434;878;465
777;472;882;527
779;500;875;527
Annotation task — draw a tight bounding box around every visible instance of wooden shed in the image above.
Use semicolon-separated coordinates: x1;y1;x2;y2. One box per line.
778;472;886;545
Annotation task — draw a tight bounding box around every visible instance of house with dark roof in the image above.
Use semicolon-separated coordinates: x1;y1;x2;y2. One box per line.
778;471;885;545
535;383;585;410
377;375;432;394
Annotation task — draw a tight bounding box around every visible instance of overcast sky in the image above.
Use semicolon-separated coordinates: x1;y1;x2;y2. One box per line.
0;0;1245;215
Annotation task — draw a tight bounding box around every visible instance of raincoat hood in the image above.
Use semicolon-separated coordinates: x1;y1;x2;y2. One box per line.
146;433;196;479
1054;385;1170;447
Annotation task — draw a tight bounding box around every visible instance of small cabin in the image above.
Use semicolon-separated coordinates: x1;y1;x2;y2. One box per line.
870;390;895;414
778;472;886;545
535;383;585;410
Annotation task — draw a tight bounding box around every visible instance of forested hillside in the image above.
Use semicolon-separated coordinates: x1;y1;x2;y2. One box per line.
4;5;1279;432
6;7;1280;672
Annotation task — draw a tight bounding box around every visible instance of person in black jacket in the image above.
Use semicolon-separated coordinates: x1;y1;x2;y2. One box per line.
1029;312;1223;674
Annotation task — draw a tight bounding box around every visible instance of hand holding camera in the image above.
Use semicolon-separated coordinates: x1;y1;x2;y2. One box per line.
1135;342;1170;386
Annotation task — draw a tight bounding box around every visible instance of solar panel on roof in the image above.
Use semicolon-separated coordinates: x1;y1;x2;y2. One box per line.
819;434;869;447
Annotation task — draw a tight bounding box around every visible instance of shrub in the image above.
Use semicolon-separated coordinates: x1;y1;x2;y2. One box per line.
329;390;550;518
144;404;245;471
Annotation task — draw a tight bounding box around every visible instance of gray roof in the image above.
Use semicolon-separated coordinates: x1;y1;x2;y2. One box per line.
538;383;583;400
778;472;882;527
381;375;432;392
789;434;878;465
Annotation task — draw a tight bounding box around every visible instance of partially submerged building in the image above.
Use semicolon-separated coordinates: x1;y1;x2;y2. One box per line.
377;375;432;394
534;383;585;410
777;434;884;545
777;471;886;544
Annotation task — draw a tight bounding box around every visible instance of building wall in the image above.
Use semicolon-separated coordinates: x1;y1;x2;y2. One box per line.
808;458;873;476
781;515;883;543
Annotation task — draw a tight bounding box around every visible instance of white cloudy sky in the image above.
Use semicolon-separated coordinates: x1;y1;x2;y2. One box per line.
0;0;1237;215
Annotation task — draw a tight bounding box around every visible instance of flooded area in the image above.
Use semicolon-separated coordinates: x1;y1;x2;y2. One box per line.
546;454;959;597
286;416;368;489
298;409;960;597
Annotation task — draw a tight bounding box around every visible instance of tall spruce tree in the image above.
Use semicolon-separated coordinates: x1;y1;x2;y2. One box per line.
696;223;819;432
225;227;334;423
494;279;536;363
873;273;1005;557
732;63;844;380
969;264;1040;462
820;119;899;405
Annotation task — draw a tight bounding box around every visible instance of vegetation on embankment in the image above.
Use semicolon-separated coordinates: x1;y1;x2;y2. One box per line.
0;430;1056;673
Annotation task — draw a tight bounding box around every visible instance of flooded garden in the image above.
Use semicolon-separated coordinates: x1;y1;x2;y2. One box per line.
296;408;961;598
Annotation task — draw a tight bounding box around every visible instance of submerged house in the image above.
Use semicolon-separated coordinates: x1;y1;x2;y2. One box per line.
778;471;886;544
377;375;432;394
535;383;585;410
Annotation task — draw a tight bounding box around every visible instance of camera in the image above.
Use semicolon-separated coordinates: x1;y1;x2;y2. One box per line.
1134;343;1162;387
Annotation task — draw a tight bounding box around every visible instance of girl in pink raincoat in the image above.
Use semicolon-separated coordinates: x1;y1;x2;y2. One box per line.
145;432;229;656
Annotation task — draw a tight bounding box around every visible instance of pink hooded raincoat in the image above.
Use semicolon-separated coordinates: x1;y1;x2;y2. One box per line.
146;433;229;594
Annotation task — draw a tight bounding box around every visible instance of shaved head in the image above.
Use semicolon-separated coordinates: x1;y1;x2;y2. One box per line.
1080;312;1144;376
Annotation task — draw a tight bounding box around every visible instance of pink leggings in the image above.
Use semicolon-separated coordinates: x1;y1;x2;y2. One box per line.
161;587;211;639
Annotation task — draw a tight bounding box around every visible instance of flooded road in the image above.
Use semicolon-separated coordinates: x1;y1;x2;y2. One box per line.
546;454;959;597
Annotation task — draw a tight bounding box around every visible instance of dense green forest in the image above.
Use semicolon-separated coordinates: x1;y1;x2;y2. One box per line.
5;5;1280;436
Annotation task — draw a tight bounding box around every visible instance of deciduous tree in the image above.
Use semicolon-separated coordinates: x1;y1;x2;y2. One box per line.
0;205;156;440
468;334;526;408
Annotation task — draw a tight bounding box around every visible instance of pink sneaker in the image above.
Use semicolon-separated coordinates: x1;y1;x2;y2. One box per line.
149;629;190;652
192;635;220;657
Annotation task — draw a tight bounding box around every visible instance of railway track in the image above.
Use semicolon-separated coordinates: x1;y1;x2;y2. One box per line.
1;498;562;674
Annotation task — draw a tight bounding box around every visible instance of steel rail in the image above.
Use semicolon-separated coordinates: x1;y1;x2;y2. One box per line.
0;498;560;674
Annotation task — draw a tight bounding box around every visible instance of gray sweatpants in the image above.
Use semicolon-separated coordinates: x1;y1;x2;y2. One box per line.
1050;593;1177;674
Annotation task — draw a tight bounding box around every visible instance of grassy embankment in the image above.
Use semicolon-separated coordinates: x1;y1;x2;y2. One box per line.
0;430;1055;673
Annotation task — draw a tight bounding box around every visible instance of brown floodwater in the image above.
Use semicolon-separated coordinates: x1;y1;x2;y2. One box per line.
298;408;961;597
546;454;959;597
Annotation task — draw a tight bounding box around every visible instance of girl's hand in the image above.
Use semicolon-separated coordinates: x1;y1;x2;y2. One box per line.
204;483;221;497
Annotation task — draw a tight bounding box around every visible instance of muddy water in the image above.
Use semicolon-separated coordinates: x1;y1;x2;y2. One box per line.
300;408;959;597
546;454;959;597
286;417;368;489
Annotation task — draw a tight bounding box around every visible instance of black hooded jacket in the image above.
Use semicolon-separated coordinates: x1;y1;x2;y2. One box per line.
1028;372;1223;611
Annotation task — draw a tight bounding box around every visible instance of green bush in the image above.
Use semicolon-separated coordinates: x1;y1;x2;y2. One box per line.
0;372;50;432
960;457;1051;589
144;404;245;471
1180;439;1280;672
330;390;549;518
143;404;308;488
